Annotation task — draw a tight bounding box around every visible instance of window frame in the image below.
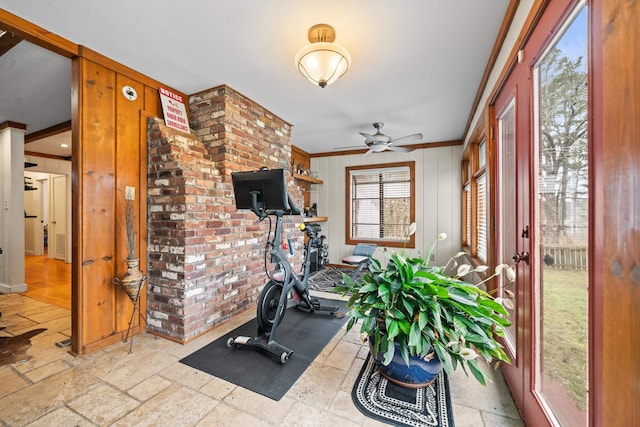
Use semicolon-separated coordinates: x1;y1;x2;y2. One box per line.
345;161;416;248
461;116;489;264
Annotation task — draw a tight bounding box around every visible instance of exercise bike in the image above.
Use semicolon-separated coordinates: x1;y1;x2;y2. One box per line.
227;168;341;364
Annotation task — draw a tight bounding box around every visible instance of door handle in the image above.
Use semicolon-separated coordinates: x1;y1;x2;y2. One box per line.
512;251;530;265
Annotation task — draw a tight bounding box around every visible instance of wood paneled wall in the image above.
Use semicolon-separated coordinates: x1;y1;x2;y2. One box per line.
71;49;178;353
310;145;462;266
1;9;183;354
591;0;640;425
291;145;312;207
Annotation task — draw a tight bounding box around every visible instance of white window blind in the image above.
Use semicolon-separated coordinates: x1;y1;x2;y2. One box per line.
477;172;487;261
464;183;472;247
350;166;411;241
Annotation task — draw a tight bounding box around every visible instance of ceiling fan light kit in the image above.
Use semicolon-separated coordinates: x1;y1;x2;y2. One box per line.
295;24;351;88
363;122;392;143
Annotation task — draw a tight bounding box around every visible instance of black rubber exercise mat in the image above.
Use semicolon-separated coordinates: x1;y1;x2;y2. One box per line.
180;298;348;401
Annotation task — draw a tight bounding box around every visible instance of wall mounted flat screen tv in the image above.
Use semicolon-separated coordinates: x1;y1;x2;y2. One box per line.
231;168;289;211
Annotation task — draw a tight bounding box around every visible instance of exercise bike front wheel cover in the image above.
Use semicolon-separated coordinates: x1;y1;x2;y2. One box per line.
257;280;286;332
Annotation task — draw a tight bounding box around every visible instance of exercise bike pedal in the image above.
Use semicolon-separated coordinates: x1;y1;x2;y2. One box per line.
300;297;341;316
226;335;294;364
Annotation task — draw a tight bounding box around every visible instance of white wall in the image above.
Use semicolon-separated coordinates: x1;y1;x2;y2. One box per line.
24;156;72;263
311;144;462;267
0;126;27;293
464;0;535;148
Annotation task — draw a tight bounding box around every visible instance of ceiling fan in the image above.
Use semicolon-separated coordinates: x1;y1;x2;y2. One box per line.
336;122;423;156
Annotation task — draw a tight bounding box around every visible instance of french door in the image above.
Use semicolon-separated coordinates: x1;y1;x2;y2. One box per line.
492;1;589;425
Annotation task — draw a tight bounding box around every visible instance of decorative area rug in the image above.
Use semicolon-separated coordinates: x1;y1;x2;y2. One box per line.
0;328;47;366
308;266;365;293
180;298;348;401
353;355;455;427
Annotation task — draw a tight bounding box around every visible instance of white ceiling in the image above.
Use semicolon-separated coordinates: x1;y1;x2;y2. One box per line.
0;1;510;156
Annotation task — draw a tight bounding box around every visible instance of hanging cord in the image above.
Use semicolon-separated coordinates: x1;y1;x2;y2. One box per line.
259;210;307;283
261;215;278;282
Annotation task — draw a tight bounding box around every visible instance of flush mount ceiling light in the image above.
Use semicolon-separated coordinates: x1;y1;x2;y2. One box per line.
295;24;351;88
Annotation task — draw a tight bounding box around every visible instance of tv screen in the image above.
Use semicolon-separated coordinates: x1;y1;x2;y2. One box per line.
231;168;290;211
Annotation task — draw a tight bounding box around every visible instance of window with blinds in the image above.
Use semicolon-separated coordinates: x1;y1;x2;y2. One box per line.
346;162;415;247
464;183;472;247
476;172;487;262
462;132;489;263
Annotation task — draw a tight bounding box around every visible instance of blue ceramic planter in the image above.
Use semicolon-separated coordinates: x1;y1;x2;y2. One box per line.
370;340;443;388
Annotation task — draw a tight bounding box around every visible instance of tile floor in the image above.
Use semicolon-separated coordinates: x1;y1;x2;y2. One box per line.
0;291;523;426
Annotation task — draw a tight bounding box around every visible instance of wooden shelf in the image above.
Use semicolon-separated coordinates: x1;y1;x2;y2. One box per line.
303;216;328;223
293;173;323;184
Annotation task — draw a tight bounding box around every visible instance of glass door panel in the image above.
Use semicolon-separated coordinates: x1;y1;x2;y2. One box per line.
533;4;588;425
497;97;518;357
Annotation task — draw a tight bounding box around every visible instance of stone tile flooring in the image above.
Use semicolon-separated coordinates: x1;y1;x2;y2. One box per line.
0;292;523;426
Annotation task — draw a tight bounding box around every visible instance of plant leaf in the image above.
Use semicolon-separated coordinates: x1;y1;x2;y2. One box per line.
383;341;396;365
399;341;411;366
433;341;453;375
464;333;491;344
467;359;489;386
358;282;379;293
378;283;390;298
386;318;400;339
398;320;411;335
418;310;428;330
408;321;421;346
447;287;478;306
401;296;415;317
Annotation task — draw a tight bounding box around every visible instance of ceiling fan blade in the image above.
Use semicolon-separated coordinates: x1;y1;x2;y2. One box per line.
363;148;375;157
386;145;415;153
388;133;423;145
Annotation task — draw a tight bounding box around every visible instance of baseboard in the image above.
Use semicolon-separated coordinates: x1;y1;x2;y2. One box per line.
0;282;28;293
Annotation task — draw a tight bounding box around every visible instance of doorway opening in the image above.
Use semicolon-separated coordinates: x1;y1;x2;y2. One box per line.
0;29;73;311
23;169;72;310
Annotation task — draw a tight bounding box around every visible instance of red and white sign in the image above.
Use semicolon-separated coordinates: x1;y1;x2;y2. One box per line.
159;86;190;133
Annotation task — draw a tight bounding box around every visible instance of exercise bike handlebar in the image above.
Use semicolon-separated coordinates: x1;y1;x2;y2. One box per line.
287;196;302;216
248;191;317;237
250;191;302;218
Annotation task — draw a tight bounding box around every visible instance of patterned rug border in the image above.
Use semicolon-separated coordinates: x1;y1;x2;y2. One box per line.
308;266;364;293
352;355;455;427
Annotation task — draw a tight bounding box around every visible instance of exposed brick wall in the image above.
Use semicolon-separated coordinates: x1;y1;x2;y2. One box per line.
146;85;305;342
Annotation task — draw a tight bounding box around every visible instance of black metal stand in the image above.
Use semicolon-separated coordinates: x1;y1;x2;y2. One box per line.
123;275;155;353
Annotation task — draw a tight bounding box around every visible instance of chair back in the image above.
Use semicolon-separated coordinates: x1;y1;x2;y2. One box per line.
353;243;377;258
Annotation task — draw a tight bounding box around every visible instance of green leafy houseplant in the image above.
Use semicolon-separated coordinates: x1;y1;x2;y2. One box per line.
335;232;515;386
